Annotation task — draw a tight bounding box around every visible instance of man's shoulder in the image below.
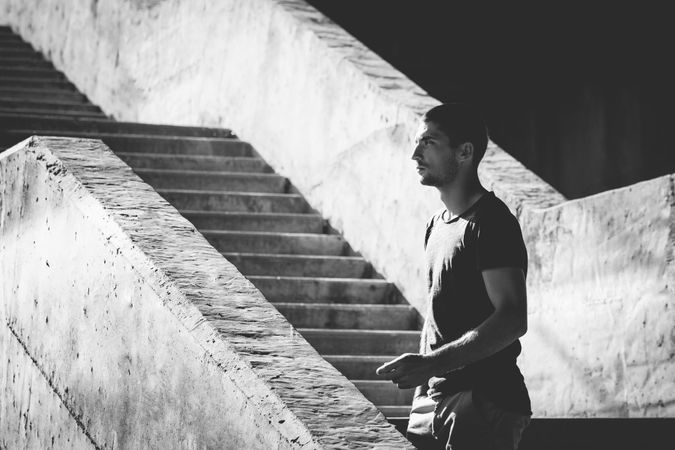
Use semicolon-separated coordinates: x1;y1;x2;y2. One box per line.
474;192;519;225
424;208;447;247
425;207;447;228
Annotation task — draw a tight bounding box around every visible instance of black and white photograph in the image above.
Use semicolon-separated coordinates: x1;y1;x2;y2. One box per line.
0;1;673;449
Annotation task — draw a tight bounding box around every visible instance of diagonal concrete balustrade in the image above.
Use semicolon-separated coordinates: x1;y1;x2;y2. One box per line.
0;136;413;449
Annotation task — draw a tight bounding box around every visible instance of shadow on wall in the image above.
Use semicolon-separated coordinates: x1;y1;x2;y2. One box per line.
305;0;675;199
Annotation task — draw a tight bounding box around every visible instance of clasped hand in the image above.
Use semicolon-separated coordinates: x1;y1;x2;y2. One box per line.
375;353;435;389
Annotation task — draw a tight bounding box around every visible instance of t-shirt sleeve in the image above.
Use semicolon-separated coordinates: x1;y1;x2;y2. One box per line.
475;210;528;272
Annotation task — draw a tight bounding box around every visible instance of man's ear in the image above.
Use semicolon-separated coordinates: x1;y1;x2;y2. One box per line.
458;142;474;163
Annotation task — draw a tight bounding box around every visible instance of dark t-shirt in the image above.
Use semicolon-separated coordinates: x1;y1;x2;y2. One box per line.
422;191;531;414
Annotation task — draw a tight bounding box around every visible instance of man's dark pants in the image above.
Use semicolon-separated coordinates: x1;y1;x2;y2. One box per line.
406;390;531;450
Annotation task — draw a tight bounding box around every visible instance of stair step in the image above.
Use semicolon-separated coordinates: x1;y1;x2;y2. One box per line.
298;328;419;355
0;57;52;68
0;131;252;156
100;134;251;156
249;276;402;303
118;152;269;172
0;107;108;119
353;380;415;406
324;355;398;379
0;45;38;54
0;32;31;42
224;253;368;278
107;136;250;156
0;37;27;46
180;211;324;233
157;190;305;213
274;303;418;329
0;87;86;102
0;113;234;137
0;67;63;79
0;96;99;110
377;405;411;420
0;77;74;90
203;230;343;255
135;169;287;192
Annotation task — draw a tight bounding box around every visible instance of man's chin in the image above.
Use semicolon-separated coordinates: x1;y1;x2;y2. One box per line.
419;176;436;186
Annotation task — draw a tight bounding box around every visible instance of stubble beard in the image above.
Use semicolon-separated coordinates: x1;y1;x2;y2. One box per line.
419;160;459;187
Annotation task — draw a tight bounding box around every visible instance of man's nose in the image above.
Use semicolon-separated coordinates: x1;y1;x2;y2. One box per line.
411;144;422;160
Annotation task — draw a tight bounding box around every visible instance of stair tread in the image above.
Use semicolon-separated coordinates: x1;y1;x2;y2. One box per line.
274;302;413;309
3;130;240;145
0;68;63;78
0;54;48;60
158;190;300;198
0;76;72;85
0;46;38;53
223;252;362;260
180;210;321;218
251;274;386;280
324;354;399;360
298;328;419;335
3;129;242;142
134;168;282;178
0;91;83;100
0;59;52;67
377;405;411;418
352;379;409;385
203;229;332;237
0;96;93;105
180;210;325;233
0;48;31;52
0;91;84;101
0;107;107;118
0;113;234;137
118;152;257;160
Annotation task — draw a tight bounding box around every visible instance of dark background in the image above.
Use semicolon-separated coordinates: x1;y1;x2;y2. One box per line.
306;1;674;199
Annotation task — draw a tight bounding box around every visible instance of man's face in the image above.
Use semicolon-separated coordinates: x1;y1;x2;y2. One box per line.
411;120;459;187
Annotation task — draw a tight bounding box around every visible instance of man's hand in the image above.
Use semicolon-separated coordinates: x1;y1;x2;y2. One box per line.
375;353;436;389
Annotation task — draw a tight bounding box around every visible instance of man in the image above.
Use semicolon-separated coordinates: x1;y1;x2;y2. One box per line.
376;103;531;449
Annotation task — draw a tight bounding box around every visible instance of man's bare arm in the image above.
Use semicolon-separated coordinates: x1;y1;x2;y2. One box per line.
376;267;527;389
412;315;431;398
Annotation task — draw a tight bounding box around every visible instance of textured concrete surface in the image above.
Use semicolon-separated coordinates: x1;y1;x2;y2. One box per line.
0;137;412;448
1;0;673;419
0;324;96;449
520;176;675;417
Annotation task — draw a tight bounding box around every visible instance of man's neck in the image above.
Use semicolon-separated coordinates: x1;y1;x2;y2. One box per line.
437;175;487;218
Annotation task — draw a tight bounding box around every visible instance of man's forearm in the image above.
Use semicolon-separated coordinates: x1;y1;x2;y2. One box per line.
425;308;526;377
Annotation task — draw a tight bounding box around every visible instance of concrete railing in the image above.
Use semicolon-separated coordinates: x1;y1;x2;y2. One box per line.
0;137;411;449
1;0;673;418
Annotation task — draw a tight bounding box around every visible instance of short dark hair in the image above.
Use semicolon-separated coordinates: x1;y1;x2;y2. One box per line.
422;103;489;167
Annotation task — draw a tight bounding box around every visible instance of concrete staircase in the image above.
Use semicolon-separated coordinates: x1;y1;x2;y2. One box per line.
0;25;420;424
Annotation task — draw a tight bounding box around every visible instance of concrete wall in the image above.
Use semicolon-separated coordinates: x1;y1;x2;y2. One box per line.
0;137;411;449
1;0;673;419
520;176;675;417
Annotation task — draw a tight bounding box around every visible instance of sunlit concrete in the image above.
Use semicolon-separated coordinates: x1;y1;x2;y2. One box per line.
0;136;411;448
521;175;675;417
